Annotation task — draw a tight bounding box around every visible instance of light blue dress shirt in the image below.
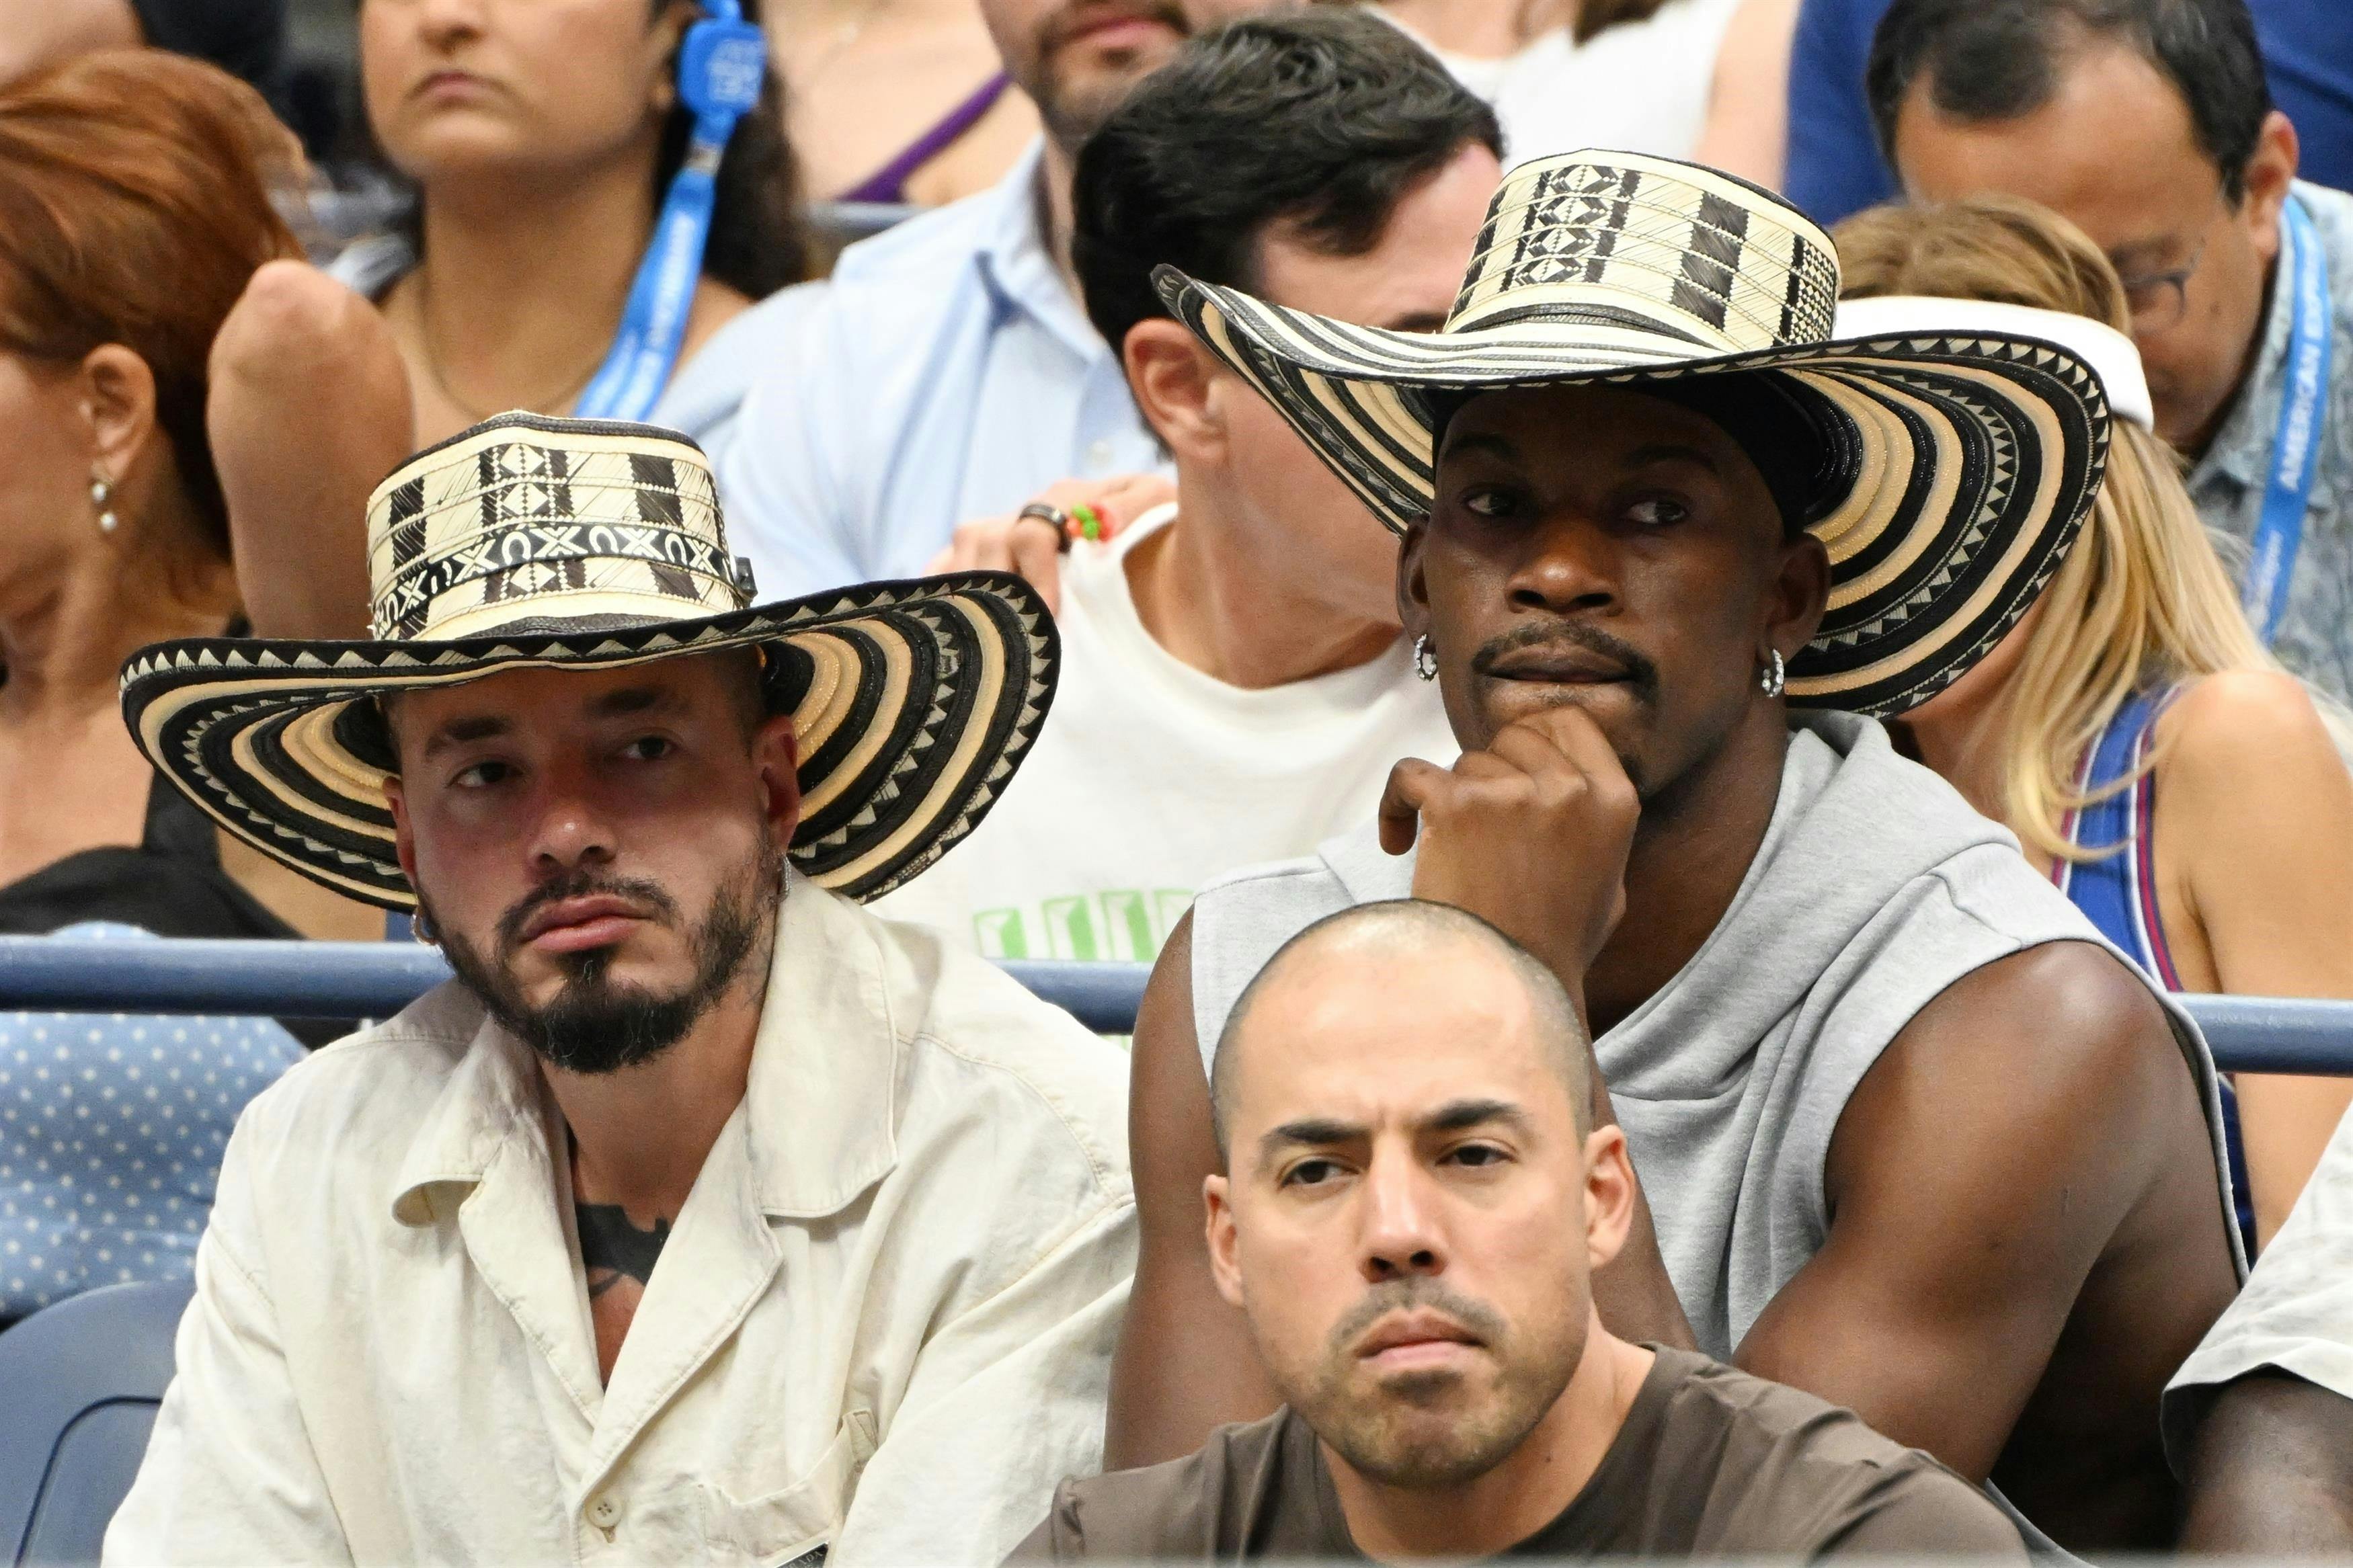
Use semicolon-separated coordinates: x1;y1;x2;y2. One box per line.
719;141;1166;602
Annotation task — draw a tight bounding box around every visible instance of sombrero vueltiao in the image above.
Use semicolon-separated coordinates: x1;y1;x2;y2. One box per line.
120;412;1055;911
1154;150;2114;715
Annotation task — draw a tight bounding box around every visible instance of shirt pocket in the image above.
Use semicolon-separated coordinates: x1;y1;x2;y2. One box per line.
696;1409;879;1567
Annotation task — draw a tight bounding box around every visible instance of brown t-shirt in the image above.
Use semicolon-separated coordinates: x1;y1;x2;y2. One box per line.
1014;1348;2026;1561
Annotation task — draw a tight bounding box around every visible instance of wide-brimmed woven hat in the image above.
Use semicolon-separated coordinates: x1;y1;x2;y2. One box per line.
120;412;1055;910
1155;150;2114;715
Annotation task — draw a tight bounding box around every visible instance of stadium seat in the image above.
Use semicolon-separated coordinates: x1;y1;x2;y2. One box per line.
0;1279;190;1567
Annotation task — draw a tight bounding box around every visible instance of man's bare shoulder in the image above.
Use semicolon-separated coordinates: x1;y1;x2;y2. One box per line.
1893;938;2196;1107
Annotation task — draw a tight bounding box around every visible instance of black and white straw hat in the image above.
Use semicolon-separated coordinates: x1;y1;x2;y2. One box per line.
1155;150;2114;715
120;413;1056;910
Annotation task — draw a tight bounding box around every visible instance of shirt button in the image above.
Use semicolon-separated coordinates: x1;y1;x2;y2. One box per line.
588;1494;622;1529
1085;439;1115;472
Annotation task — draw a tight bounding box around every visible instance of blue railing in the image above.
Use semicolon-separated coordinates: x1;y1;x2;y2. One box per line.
0;938;1148;1038
0;937;2346;1072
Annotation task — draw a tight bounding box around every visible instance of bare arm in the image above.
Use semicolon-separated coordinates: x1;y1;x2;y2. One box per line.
2164;671;2353;1246
1689;0;1802;190
1734;945;2236;1487
208;261;413;640
1104;912;1283;1470
2180;1371;2353;1551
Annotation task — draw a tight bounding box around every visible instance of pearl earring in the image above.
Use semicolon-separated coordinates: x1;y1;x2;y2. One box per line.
90;473;118;534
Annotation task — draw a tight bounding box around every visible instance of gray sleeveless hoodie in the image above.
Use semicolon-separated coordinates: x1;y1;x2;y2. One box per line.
1192;712;2241;1359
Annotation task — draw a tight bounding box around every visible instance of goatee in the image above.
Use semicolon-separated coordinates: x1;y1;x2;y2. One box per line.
430;840;781;1075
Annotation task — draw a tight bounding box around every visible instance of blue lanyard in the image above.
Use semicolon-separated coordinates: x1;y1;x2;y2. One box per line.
573;3;766;422
2243;194;2333;646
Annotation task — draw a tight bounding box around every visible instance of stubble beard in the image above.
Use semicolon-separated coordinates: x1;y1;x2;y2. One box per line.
1026;0;1187;152
428;837;783;1076
1281;1278;1580;1491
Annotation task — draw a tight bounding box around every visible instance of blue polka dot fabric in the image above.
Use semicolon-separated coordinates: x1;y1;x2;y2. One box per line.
0;923;302;1323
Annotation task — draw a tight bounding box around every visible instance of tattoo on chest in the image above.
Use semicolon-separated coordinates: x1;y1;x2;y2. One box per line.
576;1202;672;1297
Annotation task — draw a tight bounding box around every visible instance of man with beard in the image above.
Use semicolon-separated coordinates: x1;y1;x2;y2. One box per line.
719;0;1283;600
104;413;1134;1565
1107;152;2244;1553
1021;901;2024;1560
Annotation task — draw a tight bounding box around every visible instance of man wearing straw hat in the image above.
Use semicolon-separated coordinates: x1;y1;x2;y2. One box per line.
104;413;1134;1565
1110;151;2243;1551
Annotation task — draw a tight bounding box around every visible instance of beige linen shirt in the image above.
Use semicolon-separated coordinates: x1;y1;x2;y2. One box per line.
104;874;1135;1566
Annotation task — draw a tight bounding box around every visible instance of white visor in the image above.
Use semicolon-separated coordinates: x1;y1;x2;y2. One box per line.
1834;295;2155;432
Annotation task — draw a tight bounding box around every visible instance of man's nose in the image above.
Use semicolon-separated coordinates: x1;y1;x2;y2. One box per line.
414;0;485;48
524;768;618;874
1357;1152;1446;1284
1507;511;1621;617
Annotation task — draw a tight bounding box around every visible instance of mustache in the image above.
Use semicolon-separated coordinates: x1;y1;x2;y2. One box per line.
1469;619;1661;707
1037;0;1187;52
494;868;680;958
1328;1278;1507;1357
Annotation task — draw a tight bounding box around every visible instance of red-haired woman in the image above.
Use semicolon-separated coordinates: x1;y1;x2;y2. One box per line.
0;49;386;1322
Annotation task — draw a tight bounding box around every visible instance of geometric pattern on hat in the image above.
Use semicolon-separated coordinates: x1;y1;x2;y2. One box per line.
1154;150;2112;716
120;412;1057;910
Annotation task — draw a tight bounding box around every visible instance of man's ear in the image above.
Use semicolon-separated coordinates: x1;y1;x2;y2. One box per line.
1396;518;1433;641
2241;110;2302;267
1767;530;1830;667
382;774;420;889
80;343;159;495
753;714;802;845
1581;1124;1636;1272
1124;321;1224;464
1204;1173;1246;1309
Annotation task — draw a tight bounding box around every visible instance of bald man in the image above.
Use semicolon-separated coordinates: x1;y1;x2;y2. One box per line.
1016;902;2024;1561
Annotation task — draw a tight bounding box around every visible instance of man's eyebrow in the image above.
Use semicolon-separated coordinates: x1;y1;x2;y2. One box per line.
2106;236;2182;274
421;713;510;759
1255;1116;1365;1169
1421;1098;1531;1135
1624;442;1722;474
590;684;677;718
1444;430;1521;464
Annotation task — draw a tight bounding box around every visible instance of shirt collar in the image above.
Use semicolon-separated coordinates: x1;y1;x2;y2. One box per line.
970;138;1113;366
391;870;901;1227
2193;181;2321;493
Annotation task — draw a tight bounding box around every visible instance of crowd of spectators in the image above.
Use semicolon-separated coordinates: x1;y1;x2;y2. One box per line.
0;0;2352;1561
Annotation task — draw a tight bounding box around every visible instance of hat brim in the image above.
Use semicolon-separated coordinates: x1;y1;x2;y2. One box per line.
1159;269;2112;716
120;573;1055;911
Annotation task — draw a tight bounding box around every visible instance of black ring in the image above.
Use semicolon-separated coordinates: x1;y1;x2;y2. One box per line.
1016;502;1075;553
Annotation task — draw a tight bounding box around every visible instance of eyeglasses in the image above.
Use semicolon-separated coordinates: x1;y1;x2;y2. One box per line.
2112;200;2228;337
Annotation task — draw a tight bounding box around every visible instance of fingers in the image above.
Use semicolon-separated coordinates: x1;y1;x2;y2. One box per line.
1489;704;1634;798
934;519;1017;575
1379;757;1451;856
1009;524;1066;616
1027;472;1176;542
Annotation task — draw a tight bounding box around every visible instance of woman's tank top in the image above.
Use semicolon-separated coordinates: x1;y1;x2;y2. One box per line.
2053;686;2257;1247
